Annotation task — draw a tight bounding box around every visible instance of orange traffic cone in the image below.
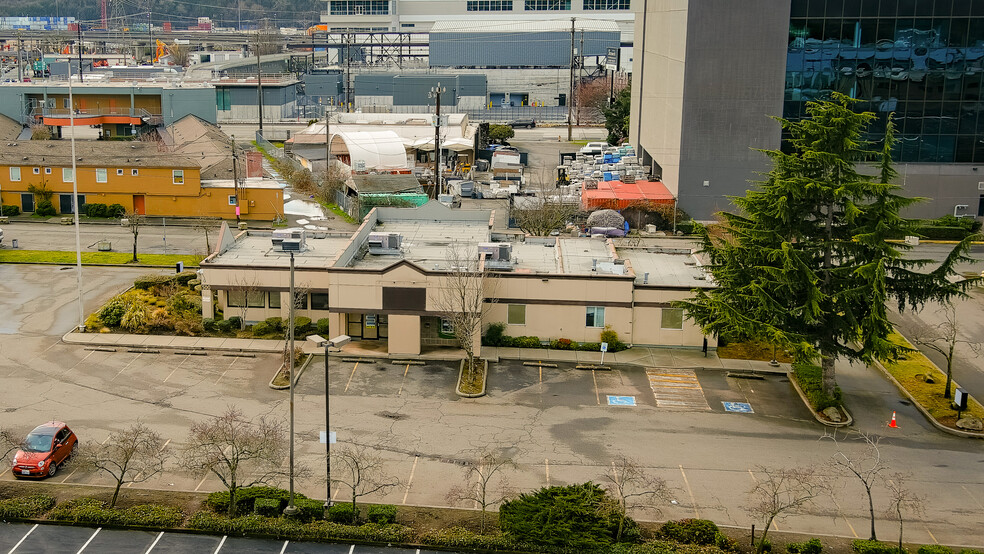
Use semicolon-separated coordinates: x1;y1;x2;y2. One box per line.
888;411;898;428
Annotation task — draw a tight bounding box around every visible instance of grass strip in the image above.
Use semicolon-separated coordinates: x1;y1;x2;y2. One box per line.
882;331;984;425
0;250;202;267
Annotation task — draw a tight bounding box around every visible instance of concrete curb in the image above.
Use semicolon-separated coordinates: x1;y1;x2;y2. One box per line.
61;332;284;354
269;353;314;390
787;371;853;427
871;356;984;440
455;358;488;398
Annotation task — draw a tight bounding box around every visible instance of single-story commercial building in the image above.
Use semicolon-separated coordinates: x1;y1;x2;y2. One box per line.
199;202;712;356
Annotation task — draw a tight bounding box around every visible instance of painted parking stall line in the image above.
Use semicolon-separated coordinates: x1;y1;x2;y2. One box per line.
7;523;38;553
76;527;100;554
646;369;710;410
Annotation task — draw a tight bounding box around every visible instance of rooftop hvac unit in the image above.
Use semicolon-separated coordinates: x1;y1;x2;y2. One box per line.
272;228;306;250
478;242;514;271
367;232;402;254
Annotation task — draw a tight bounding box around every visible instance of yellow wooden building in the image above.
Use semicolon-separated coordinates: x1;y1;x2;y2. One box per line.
0;140;284;220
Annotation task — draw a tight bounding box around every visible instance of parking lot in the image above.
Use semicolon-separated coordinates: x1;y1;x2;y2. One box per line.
3;264;984;545
0;522;447;553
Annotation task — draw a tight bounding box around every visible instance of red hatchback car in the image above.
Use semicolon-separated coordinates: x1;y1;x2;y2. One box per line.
11;422;78;479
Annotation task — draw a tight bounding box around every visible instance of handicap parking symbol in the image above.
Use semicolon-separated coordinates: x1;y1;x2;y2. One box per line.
722;402;754;413
607;395;636;406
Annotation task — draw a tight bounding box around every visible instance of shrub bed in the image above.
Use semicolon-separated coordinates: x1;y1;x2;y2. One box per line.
365;504;397;524
0;494;56;519
791;362;843;411
205;486;306;516
1;205;20;216
483;323;629;352
48;498;184;527
188;511;414;543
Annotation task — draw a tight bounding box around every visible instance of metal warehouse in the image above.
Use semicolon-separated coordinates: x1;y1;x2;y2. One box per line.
428;20;620;68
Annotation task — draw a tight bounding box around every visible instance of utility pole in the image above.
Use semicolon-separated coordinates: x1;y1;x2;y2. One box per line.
567;17;574;142
78;26;84;82
232;135;241;224
16;31;22;83
324;106;332;174
577;30;583;125
256;35;264;132
345;33;352;112
429;83;445;198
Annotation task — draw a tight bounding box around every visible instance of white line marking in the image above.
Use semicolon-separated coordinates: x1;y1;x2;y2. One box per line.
402;455;419;504
592;370;600;405
679;465;700;519
278;540;289;554
829;495;858;538
7;523;38;554
212;535;227;554
112;353;142;380
962;485;984;510
216;357;238;383
195;473;210;491
144;531;164;554
76;527;101;553
348;545;355;554
63;350;96;375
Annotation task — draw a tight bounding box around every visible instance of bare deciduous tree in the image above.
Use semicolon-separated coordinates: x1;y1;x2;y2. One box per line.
181;406;289;517
747;465;827;553
823;430;888;541
228;276;263;330
80;422;169;507
600;455;672;542
908;303;981;399
1;427;20;463
194;216;222;255
884;472;923;553
512;170;579;237
331;444;401;523
436;242;497;380
122;211;145;263
445;449;514;533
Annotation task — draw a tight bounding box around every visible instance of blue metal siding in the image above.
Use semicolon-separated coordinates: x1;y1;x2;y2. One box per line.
392;75;460;106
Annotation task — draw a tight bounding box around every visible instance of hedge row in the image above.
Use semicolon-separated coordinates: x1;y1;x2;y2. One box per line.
133;272;198;290
0;494;55;519
47;498;184;527
1;205;20;216
483;322;629;352
84;203;126;219
188;511;414;543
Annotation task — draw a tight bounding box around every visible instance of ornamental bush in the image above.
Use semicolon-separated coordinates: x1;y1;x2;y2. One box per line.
0;494;56;519
85;203;108;218
499;483;631;549
656;519;720;545
792;362;843;410
512;335;542;348
316;317;331;335
917;547;952;554
1;205;20;216
483;322;507;346
327;502;356;524
852;540;902;554
206;486;304;516
253;498;281;517
365;504;397;524
35;200;55;217
48;498;183;527
107;204;126;218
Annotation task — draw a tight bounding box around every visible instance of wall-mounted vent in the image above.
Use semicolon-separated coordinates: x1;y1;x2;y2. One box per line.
367;232;402;254
978;181;984;191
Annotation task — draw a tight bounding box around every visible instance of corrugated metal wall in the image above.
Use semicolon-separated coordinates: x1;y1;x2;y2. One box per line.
429;30;619;68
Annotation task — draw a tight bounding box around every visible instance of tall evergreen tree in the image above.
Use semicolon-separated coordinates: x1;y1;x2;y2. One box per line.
680;93;977;397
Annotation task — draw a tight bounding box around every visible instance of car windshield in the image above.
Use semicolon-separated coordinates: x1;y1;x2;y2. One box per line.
23;432;54;452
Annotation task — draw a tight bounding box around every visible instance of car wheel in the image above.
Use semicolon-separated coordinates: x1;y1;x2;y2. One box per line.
47;462;57;478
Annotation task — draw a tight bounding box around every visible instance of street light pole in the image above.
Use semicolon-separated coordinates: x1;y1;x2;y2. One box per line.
284;248;298;516
307;333;350;516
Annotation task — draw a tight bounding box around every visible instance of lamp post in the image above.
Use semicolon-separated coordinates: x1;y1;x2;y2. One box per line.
307;333;350;514
282;239;301;516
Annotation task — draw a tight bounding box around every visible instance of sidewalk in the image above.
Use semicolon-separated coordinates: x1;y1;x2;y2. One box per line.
61;331;790;372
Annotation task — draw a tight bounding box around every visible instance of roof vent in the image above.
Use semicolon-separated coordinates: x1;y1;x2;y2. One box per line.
479;242;513;271
643;272;649;284
272;228;307;250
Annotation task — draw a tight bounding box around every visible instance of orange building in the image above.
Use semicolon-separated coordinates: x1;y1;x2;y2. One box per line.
0;141;283;220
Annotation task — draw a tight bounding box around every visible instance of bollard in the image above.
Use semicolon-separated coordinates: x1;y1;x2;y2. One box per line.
11;238;18;248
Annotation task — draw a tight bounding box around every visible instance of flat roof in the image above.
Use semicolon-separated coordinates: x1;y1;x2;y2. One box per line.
616;246;710;287
582;179;674;210
208;232;352;269
352;219;491;270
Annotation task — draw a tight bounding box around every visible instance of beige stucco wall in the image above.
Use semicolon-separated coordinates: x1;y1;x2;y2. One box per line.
388;315;421;355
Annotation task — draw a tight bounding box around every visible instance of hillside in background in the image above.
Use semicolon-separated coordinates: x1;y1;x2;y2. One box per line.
0;0;323;29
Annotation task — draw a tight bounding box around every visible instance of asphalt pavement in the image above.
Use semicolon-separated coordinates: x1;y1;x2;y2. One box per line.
0;522;450;554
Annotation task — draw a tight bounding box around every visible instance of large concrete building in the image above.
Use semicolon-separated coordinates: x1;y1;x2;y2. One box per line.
631;0;984;220
200;202;710;356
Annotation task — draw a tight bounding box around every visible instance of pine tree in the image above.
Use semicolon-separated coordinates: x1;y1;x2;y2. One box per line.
680;93;977;397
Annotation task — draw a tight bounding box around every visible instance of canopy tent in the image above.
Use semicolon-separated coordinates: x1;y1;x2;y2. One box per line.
441;137;474;152
335;130;409;170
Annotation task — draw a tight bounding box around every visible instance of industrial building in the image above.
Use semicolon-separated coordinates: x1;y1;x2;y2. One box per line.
318;0;636;39
630;0;984;220
200;202;709;356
